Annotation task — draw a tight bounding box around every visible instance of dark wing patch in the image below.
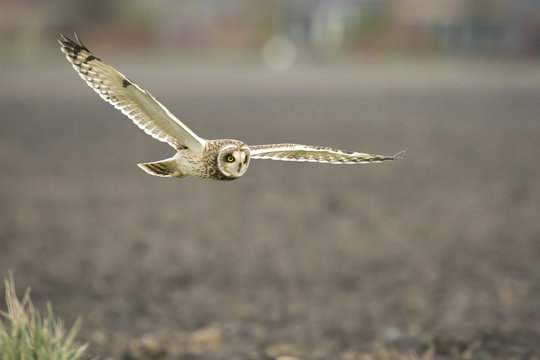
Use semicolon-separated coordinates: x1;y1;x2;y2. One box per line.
84;55;98;63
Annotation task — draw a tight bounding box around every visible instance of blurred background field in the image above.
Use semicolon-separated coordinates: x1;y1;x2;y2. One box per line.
1;0;540;359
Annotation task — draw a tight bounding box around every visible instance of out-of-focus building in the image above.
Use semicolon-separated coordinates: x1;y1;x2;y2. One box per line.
389;0;540;55
269;0;540;56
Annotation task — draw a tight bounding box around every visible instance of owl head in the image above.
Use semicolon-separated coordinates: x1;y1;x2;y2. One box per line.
216;142;251;179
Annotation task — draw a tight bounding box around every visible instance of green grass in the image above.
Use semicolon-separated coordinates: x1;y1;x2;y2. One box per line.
0;273;91;360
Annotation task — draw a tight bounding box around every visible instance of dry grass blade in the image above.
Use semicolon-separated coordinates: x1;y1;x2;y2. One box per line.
0;272;93;360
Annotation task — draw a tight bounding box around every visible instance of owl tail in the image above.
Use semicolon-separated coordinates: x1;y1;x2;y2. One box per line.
137;158;182;177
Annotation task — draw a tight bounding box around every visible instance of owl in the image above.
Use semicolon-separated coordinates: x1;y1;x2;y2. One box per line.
59;35;403;181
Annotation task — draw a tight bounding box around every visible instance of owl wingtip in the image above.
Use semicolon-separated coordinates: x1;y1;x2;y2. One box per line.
392;150;406;159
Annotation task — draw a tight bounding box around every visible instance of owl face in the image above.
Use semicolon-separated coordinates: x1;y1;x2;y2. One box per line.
216;143;251;179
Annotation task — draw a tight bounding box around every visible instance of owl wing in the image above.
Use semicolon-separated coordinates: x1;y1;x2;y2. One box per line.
58;34;206;152
250;144;403;164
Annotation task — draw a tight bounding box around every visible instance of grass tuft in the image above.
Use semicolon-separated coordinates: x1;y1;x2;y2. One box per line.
0;273;91;360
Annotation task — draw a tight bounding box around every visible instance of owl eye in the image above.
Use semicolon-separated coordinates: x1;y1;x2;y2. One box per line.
226;155;235;163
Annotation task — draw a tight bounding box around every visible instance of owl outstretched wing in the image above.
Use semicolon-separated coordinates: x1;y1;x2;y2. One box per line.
58;34;206;152
250;144;403;164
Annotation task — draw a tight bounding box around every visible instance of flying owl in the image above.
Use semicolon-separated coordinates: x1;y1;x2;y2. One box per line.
59;35;403;181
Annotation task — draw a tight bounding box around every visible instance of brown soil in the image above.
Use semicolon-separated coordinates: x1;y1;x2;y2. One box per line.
1;63;539;359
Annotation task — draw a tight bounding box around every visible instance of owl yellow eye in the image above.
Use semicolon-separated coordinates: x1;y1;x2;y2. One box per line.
226;155;235;163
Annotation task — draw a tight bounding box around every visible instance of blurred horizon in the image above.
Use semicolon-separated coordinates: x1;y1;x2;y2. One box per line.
2;0;540;68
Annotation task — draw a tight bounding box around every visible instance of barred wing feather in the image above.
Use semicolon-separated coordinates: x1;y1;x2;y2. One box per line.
58;34;206;152
250;144;402;164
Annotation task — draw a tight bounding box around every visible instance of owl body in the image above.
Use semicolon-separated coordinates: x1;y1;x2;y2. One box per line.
139;139;250;181
58;35;402;181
